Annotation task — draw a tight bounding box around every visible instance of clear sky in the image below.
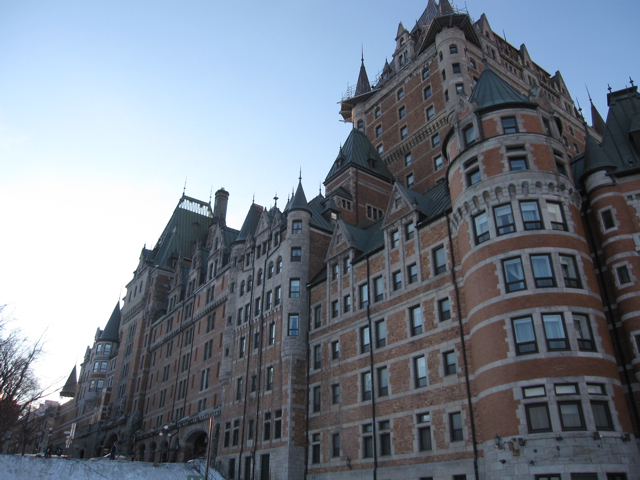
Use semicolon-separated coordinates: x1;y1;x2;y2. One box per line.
1;0;638;398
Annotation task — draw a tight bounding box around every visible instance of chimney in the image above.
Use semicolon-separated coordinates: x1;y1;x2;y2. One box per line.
214;188;229;223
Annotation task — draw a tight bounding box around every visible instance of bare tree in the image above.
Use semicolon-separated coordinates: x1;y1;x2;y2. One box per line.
0;305;46;445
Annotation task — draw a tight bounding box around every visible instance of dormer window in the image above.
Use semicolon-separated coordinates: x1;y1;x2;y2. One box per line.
357;119;364;131
368;159;377;169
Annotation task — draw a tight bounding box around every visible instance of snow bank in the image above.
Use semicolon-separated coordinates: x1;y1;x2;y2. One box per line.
0;455;224;480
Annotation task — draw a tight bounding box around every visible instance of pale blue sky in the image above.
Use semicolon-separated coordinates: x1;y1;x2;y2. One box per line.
1;0;638;394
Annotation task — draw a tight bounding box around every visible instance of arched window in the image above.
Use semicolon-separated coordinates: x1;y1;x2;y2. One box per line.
240;281;245;296
268;262;274;279
276;257;283;274
257;269;263;285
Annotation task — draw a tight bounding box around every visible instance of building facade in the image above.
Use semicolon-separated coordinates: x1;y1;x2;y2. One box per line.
52;2;640;479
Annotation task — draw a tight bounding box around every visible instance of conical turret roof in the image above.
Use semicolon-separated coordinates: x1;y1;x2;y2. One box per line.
469;61;535;112
100;303;121;343
591;100;607;137
235;203;263;243
60;366;77;398
580;128;617;182
289;180;311;213
355;59;371;97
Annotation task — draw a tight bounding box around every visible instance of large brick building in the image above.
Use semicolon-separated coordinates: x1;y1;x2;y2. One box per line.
50;1;640;479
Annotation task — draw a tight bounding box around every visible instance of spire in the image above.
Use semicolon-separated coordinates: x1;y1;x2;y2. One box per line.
580;126;617;183
587;86;607;137
183;178;187;196
396;21;405;40
60;366;77;398
100;303;121;343
469;61;535;112
355;56;371;97
289;179;311;213
439;0;454;15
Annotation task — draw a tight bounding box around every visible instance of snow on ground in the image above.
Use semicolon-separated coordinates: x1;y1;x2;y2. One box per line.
0;454;226;480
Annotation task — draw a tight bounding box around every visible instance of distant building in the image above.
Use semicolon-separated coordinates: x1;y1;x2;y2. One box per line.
52;1;640;479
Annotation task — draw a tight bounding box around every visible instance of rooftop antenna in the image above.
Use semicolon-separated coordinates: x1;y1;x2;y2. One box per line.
209;187;212;204
183;177;187;196
274;192;278;208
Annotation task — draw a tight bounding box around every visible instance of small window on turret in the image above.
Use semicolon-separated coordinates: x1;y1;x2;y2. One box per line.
453;63;461;74
470;58;477;69
292;220;302;234
450;44;458;54
357;119;364;131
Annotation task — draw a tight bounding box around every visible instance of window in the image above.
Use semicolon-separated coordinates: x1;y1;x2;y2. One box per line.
456;83;464;95
601;209;615;230
400;125;408;140
379;420;391;456
263;412;271;440
502;117;518;134
362;424;374;458
433;246;446;274
312;386;321;413
426;105;435;120
332;433;340;457
434;155;443;170
359;284;369;308
405;222;415;240
374;277;384;302
573;314;595;351
560;255;581;288
393;270;402;290
450;44;458;54
443;351;456;375
332;300;339;318
375;125;382;137
377;367;389;396
291;247;301;262
375;320;386;348
424;85;432;99
531;254;555;287
513;316;537;354
464;125;475;146
357;119;364;131
398;106;406;119
332;384;340;404
432;133;440;147
591;401;613;431
414;356;427;387
331;340;340;359
397;89;404;100
417;413;432;451
362;371;372;400
473;212;489;244
441;69;446;80
470;58;477;69
374;107;381;118
464;158;480;186
509;156;527;171
526;403;552;432
313;306;322;329
276;258;283;273
556;160;567;176
558;401;585;430
331;263;339;280
405;152;412;166
239;337;246;359
289;279;300;298
605;475;627;480
377;144;383;154
265;366;274;390
523;385;546;398
236;378;243;401
361;326;371;354
268;322;275;345
547;202;567;231
445;89;449;102
521;201;543;229
617;265;631;284
391;230;399;248
288;314;299;336
404;170;415;187
543;313;568;350
452;63;461;74
503;257;526;292
494;204;515;235
450;412;463;441
555;384;578;395
422;68;430;81
343;295;351;313
410;306;423;336
438;298;451;321
408;263;418;284
311;433;320;463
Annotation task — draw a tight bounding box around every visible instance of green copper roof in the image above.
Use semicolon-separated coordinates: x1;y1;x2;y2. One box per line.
325;129;394;184
580;130;617;182
100;303;121;343
235;203;263;243
308;195;335;233
469;63;535;112
60;366;77;398
289;181;311;213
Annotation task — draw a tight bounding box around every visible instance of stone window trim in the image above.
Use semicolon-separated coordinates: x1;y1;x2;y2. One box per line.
446;410;466;443
598;207;618;232
612;260;635;289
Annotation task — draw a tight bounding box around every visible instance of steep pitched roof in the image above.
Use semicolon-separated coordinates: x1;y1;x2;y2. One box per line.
308;195;335;233
235;203;264;243
60;366;77;398
289;181;311;213
417;0;440;29
580;128;617;182
100;303;121;343
355;59;372;97
469;62;536;112
325;129;394;184
439;0;454;15
591;100;607;136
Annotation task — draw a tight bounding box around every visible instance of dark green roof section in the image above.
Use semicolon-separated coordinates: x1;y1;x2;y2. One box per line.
355;59;371;97
60;366;77;398
307;195;335;233
222;226;240;251
235;204;264;243
149;196;213;269
325;129;394;184
579;130;617;182
469;62;536;112
344;219;385;261
289;181;311;213
420;180;452;219
307;265;327;288
100;303;121;343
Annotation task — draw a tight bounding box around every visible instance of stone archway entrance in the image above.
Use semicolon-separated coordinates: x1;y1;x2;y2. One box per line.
183;430;208;462
136;443;145;462
148;442;157;463
160;440;169;463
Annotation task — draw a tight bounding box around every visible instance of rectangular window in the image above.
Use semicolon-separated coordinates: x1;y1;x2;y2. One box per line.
265;366;273;390
466;166;480;186
473;212;489;244
509;156;528;171
573;314;595;351
288;314;299;336
414;356;427;388
523;385;546;398
361;326;370;354
313;344;321;369
291;247;301;262
561;255;582;288
601;209;615;230
375;125;382;137
433;246;446;274
513;316;538;354
362;371;372;401
456;83;464;95
502;117;518;134
418;413;432;451
314;306;321;329
397;89;404;100
410;306;422;336
521;201;543;230
531;254;555;287
263;413;271;441
503;257;526;292
424;85;432;99
391;230;399;248
432;133;440;148
408;263;418;284
494;204;516;235
375;320;386;348
558;401;586;430
434;155;443;171
400;126;408;139
359;284;369;308
343;256;351;273
426;105;435;120
289;279;300;298
405;222;415;240
331;340;340;359
393;270;402;290
332;433;340;457
464;125;475;146
377;367;389;397
450;412;463;441
236;377;243;401
332;384;340;404
312;386;321;413
268;323;275;345
275;286;281;305
363;424;373;458
438;298;451;321
543;313;569;350
332;300;339;318
398;106;406;119
343;295;351;313
374;276;384;302
591;401;613;431
404;152;412;166
617;265;631;284
443;351;456;375
406;173;414;188
526;403;552;432
292;220;302;234
452;63;461;74
547;202;567;231
379;420;391;456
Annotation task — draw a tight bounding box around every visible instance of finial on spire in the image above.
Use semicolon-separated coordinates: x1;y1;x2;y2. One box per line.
631;77;635;87
274;192;278;207
209;186;212;204
319;182;322;196
252;193;255;204
183;178;187;196
299;168;302;182
361;44;364;63
586;84;593;102
608;84;613;93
